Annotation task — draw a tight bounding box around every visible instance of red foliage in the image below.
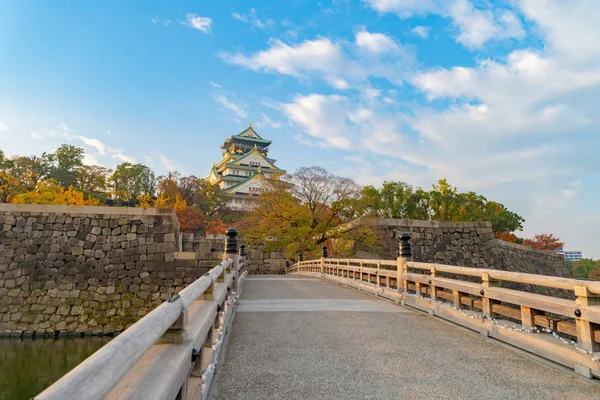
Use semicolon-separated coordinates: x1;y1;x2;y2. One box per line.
522;233;564;251
204;218;229;235
177;206;204;233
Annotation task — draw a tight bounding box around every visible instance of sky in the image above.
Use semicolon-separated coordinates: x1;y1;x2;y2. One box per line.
0;0;599;258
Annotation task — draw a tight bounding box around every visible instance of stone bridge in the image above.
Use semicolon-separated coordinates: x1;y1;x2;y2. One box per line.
34;233;600;399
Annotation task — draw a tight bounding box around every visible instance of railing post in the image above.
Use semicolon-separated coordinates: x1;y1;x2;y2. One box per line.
397;232;412;295
321;246;327;275
520;306;539;330
481;273;497;319
430;267;437;301
575;286;600;353
238;244;246;292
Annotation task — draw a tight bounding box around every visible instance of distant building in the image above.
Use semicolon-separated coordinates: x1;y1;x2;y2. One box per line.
207;123;285;211
556;247;582;262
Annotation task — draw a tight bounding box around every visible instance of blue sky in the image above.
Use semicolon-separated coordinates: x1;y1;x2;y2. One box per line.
1;1;599;258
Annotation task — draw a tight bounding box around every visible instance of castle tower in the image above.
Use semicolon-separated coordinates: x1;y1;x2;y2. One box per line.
207;123;286;210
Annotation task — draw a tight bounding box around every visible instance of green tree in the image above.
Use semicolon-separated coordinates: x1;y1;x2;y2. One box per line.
572;259;600;279
43;145;85;188
110;162;155;205
77;165;111;197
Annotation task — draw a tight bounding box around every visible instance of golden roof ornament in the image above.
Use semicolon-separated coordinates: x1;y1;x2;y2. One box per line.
249;122;252;128
257;165;262;173
254;143;257;150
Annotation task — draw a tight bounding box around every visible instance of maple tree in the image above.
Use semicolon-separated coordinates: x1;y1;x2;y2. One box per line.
522;233;564;251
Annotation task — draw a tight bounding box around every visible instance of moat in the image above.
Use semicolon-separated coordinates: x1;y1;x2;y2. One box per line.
0;337;110;400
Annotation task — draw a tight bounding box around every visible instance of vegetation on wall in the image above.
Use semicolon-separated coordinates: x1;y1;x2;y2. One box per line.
0;145;228;233
2;146;573;259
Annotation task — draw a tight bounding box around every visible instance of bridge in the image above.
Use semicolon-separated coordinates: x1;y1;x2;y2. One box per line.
35;231;600;399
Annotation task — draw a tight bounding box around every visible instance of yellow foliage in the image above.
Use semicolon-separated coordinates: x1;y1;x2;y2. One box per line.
137;193;153;208
11;182;100;206
152;193;187;211
153;194;170;208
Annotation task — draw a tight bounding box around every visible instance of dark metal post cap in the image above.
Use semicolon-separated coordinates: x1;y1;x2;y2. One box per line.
226;228;238;237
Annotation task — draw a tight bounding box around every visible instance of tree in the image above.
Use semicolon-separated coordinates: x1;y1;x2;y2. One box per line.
0;151;41;203
355;178;524;237
573;259;600;279
110;162;155;205
11;181;100;205
522;233;564;251
288;166;361;243
44;145;85;188
176;206;204;233
77;165;111;195
429;178;462;221
241;167;375;258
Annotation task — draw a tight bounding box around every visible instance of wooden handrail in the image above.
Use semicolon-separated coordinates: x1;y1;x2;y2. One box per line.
36;259;234;400
289;256;600;378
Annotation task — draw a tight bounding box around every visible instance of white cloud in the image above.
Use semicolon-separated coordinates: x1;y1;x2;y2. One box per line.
151;17;171;27
112;152;135;164
0;122;9;132
222;37;344;77
79;136;106;154
365;0;525;48
184;13;212;33
209;81;221;89
232;8;275;29
214;94;248;119
355;28;400;53
448;1;525;48
283;94;353;149
327;78;351;90
30;122;73;140
518;0;600;62
220;36;414;89
412;26;430;38
159;155;175;171
364;0;440;17
255;113;281;129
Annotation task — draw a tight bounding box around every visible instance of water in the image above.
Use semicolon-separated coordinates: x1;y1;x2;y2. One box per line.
0;337;111;400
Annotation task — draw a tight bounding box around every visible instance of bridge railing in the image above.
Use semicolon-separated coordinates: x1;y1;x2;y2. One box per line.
287;237;600;379
36;228;247;400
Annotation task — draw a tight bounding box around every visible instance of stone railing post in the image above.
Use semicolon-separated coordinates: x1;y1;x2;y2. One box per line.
321;245;327;275
397;232;412;296
224;228;239;285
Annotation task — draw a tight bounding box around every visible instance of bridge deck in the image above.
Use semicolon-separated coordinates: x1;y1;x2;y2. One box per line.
214;276;600;399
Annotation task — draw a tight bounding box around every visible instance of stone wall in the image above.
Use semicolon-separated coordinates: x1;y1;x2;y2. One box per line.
181;234;288;274
344;218;571;294
0;204;220;337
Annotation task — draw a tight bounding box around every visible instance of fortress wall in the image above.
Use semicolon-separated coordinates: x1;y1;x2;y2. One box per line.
348;218;571;296
0;204;211;337
181;234;289;274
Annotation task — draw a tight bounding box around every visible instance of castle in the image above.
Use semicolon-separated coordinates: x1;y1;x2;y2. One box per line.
207;124;285;210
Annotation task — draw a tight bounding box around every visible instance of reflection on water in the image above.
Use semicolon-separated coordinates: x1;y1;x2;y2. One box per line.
0;337;111;400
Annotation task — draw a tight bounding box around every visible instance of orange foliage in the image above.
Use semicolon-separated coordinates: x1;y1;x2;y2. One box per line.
204;219;229;235
522;233;564;251
495;232;518;243
177;206;204;233
589;269;600;280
